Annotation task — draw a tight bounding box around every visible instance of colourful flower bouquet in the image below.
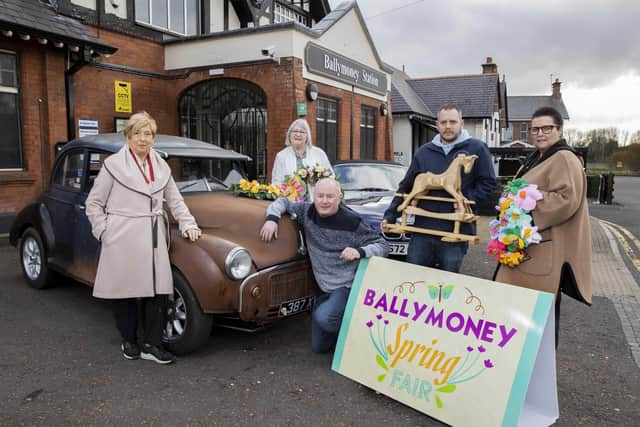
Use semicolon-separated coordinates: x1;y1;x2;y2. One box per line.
295;164;336;185
279;174;307;202
229;179;282;200
280;164;337;202
487;178;543;267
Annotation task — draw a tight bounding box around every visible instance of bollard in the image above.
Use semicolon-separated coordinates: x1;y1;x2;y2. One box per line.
605;173;615;204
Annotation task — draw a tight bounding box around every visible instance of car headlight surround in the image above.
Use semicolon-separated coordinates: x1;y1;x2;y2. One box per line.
224;247;252;280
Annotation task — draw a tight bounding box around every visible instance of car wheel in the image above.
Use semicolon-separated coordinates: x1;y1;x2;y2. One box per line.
163;269;214;355
19;227;56;289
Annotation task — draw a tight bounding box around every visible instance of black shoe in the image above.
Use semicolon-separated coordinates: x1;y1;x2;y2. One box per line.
141;344;176;365
121;341;140;360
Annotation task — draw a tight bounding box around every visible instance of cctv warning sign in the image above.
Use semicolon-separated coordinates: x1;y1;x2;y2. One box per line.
114;81;132;113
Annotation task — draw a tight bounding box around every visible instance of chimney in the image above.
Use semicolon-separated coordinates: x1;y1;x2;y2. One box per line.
482;56;497;74
552;78;562;98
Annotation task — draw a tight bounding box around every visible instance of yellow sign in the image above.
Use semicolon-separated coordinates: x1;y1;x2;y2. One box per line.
332;257;556;426
114;81;132;113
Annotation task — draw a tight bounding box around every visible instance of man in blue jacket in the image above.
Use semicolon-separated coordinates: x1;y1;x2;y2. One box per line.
382;104;496;273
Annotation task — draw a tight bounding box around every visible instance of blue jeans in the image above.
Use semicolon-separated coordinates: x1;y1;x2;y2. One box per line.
406;234;468;273
311;286;350;353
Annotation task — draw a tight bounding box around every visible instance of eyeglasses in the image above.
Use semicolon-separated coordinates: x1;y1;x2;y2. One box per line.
530;125;559;135
291;129;307;135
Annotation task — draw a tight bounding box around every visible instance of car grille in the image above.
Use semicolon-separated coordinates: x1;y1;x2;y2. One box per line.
268;265;315;305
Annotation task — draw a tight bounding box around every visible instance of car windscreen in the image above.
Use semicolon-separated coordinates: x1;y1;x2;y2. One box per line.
167;157;247;192
335;164;406;193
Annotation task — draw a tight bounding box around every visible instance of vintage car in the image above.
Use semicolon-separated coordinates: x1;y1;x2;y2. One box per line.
10;134;319;355
333;160;412;258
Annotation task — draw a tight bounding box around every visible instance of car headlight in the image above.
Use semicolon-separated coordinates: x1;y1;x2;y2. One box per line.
224;247;252;280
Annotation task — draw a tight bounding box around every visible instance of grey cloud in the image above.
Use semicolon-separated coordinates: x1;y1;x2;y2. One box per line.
345;0;640;94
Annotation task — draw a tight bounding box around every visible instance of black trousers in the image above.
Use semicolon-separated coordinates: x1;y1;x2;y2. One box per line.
112;295;168;347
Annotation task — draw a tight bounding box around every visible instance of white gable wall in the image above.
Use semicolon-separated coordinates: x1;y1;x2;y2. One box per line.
315;9;378;66
392;116;412;166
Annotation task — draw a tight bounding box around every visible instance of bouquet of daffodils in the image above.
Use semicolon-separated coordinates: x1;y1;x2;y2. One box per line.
487;178;543;267
229;179;282;200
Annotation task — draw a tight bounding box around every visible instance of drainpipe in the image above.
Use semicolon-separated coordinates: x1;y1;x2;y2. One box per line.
65;57;88;141
37;98;47;191
350;85;354;159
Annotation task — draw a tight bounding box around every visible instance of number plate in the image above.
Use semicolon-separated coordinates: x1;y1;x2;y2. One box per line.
389;242;408;255
279;295;315;317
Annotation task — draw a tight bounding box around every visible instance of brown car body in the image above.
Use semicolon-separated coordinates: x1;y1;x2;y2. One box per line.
171;193;319;322
10;134;320;354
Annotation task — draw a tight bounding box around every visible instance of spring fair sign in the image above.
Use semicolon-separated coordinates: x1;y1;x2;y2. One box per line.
332;257;557;427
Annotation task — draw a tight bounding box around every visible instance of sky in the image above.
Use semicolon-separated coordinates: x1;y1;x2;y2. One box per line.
328;0;640;140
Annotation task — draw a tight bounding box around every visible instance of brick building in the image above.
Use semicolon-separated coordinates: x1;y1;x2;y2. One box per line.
504;78;570;144
0;0;393;230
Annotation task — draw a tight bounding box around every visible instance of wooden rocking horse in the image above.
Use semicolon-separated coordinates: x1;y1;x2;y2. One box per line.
383;154;480;243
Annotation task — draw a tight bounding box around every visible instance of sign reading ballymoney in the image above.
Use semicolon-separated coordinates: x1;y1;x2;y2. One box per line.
305;42;388;95
332;257;556;427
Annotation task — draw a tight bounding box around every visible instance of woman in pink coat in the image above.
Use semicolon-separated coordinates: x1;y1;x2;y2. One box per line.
86;112;201;364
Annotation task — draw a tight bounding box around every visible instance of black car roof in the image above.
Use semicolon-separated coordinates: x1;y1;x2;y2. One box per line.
60;133;252;161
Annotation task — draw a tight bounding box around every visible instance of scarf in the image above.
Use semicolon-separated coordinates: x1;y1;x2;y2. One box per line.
516;139;579;178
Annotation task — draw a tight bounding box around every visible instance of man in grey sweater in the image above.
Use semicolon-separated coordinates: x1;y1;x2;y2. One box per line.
260;178;388;353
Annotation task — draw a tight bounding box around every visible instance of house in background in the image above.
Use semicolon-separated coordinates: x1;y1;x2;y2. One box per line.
504;78;570;144
493;78;571;176
390;57;507;168
0;0;394;231
388;65;436;166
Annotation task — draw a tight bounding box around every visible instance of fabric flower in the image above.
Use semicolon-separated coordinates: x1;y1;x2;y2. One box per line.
484;359;494;368
487;239;506;261
514;185;543;211
488;178;543;267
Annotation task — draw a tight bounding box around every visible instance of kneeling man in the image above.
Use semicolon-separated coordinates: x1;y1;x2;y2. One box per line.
260;178;388;353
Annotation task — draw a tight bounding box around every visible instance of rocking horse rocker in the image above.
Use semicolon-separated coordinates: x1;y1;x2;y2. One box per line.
383;154;480;243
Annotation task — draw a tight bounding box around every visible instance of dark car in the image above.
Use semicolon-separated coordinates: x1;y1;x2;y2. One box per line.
333;160;412;258
10;134;319;354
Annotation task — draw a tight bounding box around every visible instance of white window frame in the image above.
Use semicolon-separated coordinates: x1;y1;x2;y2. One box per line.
274;1;309;26
135;0;198;36
0;50;23;171
519;123;528;141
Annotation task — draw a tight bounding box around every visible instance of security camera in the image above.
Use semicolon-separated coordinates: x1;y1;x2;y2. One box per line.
261;46;275;57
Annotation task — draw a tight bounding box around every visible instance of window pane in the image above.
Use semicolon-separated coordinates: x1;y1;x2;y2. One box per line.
61;152;85;190
170;0;185;33
0;93;21;169
186;0;198;35
153;0;168;28
360;106;375;159
135;0;150;23
0;53;16;87
86;152;110;193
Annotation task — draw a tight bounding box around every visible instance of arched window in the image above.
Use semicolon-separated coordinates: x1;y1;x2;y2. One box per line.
179;78;267;180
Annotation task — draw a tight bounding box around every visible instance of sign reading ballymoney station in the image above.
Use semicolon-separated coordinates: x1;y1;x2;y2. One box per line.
305;42;387;95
